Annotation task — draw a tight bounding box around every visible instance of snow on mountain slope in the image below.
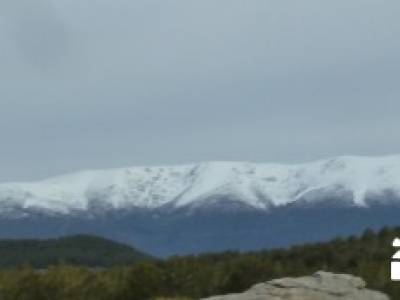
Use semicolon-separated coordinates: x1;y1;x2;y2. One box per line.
1;155;400;214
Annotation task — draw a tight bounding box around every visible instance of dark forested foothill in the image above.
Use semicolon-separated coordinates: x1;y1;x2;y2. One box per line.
0;234;152;268
0;227;398;299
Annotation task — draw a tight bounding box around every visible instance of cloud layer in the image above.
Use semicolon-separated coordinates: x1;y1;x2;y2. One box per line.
1;0;400;181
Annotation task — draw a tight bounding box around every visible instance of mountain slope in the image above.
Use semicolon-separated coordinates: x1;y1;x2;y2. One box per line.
2;155;400;215
0;234;152;268
1;155;400;256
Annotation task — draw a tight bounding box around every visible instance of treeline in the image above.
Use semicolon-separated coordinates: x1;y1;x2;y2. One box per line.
0;227;398;299
0;235;151;268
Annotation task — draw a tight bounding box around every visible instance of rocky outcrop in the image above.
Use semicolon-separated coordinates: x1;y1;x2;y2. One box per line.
202;271;389;300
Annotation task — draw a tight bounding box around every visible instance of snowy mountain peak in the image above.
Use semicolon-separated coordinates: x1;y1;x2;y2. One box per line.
1;155;400;215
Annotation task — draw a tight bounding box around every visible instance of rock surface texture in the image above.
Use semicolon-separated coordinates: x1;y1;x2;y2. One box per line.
203;271;389;300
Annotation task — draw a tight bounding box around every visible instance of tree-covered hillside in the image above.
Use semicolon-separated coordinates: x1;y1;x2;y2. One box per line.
0;227;398;299
0;234;152;268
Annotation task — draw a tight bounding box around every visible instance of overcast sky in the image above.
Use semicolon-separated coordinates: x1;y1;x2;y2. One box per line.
0;0;400;182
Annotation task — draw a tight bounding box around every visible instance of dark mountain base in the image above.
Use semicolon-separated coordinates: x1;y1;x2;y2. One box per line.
0;201;399;257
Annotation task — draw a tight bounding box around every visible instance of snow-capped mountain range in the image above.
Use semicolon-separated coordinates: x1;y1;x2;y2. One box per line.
2;155;400;215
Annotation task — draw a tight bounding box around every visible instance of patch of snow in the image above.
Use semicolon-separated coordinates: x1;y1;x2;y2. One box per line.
1;154;400;214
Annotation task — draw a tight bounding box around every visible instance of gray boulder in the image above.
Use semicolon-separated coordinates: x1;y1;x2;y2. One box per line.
202;271;389;300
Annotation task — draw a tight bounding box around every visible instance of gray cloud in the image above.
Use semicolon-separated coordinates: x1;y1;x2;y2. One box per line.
0;0;400;181
0;0;72;71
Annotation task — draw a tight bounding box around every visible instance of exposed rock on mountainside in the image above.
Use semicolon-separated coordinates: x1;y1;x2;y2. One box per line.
203;271;389;300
